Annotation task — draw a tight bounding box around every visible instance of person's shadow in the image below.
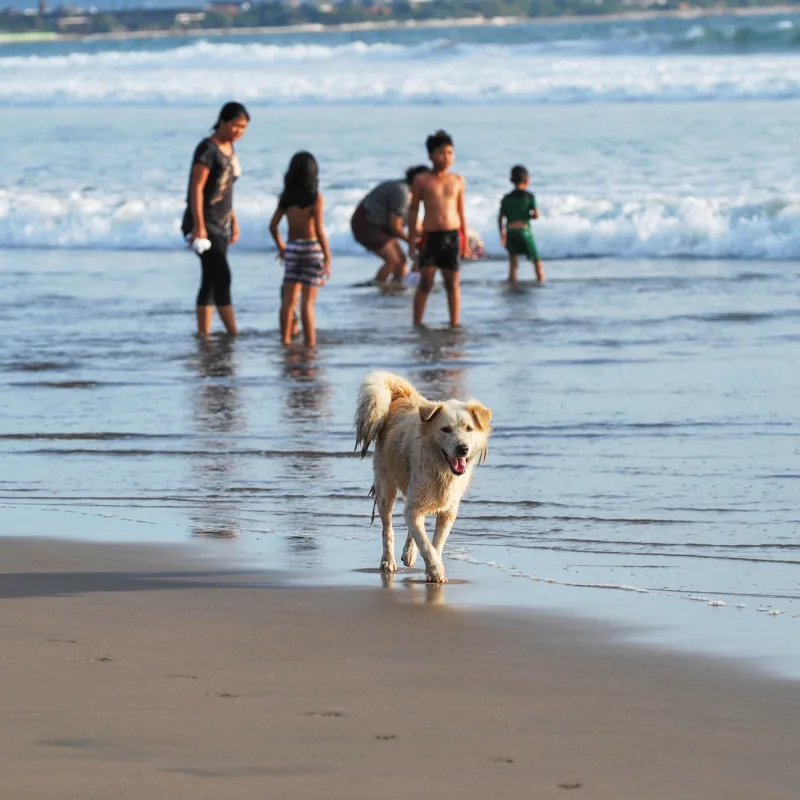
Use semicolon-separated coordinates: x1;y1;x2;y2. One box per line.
187;336;245;539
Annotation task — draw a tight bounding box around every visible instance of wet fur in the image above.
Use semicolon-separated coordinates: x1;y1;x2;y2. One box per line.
354;371;492;583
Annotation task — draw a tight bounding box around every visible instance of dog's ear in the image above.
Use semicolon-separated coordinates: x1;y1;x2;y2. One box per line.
467;401;492;431
419;403;443;423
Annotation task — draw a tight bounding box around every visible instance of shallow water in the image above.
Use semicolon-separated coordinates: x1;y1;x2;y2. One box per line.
2;248;798;675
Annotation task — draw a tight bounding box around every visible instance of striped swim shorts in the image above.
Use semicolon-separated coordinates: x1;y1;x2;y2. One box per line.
283;239;326;287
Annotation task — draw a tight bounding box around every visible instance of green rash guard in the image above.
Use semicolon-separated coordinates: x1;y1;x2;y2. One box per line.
500;188;537;224
500;189;539;261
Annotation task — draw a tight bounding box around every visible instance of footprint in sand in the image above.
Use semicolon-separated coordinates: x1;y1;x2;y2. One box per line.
298;710;347;718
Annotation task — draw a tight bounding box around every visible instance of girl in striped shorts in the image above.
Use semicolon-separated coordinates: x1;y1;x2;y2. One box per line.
269;151;332;347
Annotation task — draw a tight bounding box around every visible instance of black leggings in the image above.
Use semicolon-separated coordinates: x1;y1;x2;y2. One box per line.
197;240;232;307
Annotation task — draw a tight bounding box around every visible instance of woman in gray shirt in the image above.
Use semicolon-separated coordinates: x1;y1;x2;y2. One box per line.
351;165;428;284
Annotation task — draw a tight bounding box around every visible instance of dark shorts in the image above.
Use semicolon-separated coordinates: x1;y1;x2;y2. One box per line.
420;230;462;272
506;227;539;262
351;203;394;254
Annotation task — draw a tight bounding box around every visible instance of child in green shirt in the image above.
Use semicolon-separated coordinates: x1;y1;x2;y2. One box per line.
498;165;545;285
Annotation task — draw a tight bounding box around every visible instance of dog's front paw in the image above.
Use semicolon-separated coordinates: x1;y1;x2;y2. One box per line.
425;562;448;584
380;557;397;573
401;540;418;567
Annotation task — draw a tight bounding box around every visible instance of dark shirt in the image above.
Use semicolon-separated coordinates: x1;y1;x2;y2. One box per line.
182;138;240;238
500;189;537;225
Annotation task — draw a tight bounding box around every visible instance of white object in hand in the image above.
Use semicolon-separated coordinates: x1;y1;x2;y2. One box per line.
193;237;212;255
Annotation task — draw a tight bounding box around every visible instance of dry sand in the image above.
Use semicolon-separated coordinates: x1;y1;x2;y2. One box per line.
1;536;798;799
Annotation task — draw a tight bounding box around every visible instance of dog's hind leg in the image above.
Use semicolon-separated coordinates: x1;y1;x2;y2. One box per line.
376;487;398;573
401;532;418;568
432;507;457;556
405;509;446;583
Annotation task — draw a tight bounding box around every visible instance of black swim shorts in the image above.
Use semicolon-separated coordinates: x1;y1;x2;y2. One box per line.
420;230;462;271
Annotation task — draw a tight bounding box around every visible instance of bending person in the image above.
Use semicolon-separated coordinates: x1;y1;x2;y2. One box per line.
182;101;250;336
351;166;429;283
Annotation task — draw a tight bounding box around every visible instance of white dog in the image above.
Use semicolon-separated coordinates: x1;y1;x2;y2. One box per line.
354;371;492;583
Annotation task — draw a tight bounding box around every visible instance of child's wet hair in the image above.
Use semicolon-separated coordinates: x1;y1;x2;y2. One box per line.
510;165;529;185
279;151;319;209
405;165;429;185
426;130;454;155
214;101;250;130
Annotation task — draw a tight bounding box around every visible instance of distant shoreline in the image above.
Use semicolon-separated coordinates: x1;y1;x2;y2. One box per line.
0;5;797;46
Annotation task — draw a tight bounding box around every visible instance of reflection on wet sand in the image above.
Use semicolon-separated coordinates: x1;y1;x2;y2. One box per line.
411;327;470;400
188;336;245;539
281;348;333;427
380;570;447;605
277;348;334;560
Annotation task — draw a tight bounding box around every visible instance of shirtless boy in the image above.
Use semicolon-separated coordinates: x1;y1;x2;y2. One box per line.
408;130;471;328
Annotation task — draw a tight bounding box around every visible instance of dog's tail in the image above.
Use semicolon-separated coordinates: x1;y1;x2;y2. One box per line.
354;371;420;458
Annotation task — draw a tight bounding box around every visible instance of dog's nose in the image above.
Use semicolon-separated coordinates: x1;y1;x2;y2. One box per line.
455;443;469;457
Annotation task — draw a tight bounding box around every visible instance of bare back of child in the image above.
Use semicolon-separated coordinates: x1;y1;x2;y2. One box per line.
283;203;318;242
269;152;331;348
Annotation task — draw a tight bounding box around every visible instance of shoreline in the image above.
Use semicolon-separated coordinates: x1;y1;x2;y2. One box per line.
0;5;797;46
0;535;798;797
3;462;799;683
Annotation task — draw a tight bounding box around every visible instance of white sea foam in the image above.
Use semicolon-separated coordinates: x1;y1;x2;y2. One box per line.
450;553;650;593
3;187;800;259
2;41;800;105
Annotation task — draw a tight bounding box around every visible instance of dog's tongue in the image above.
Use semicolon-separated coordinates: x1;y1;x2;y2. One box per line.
451;456;467;474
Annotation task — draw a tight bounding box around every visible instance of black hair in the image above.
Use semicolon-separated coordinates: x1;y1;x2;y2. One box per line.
425;129;454;155
405;165;429;185
279;151;319;209
510;165;529;185
214;101;250;131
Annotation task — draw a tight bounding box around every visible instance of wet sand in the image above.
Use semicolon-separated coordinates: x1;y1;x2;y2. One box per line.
1;537;797;799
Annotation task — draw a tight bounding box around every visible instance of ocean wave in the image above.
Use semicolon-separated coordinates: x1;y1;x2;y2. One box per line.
2;42;800;105
666;19;800;54
3;188;800;259
0;38;433;69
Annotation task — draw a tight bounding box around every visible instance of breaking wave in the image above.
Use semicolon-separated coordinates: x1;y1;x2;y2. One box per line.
3;188;800;259
2;31;800;105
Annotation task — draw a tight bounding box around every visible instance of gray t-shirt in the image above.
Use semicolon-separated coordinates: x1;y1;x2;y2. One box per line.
361;180;410;230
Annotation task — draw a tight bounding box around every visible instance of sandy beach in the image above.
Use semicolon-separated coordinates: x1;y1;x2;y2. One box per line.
1;536;797;798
